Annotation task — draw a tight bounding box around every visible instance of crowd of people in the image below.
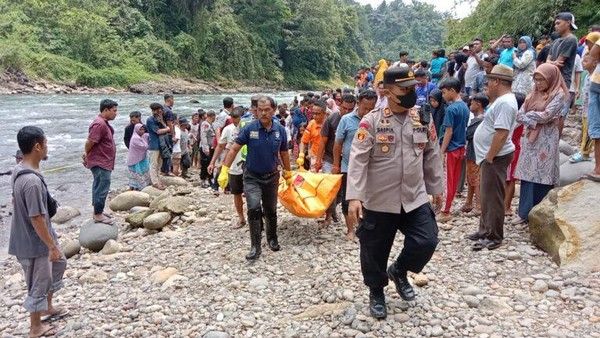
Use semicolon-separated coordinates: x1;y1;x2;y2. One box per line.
7;11;600;336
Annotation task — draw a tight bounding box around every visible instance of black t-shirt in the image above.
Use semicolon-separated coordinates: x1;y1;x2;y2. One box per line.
320;112;342;164
549;34;578;88
537;45;550;65
124;123;135;149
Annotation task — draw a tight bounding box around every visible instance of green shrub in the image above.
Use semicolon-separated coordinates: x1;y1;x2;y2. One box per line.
76;65;154;88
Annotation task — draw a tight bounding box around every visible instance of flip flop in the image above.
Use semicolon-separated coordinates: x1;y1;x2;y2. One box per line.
41;308;70;322
94;217;114;225
29;324;58;338
583;173;600;182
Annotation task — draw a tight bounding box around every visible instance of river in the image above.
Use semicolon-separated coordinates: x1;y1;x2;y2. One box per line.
0;92;297;260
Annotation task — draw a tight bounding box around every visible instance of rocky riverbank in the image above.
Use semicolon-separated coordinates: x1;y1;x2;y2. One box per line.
0;70;287;95
1;169;599;337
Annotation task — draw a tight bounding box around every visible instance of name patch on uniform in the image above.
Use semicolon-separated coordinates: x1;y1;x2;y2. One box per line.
250;131;259;139
379;119;391;126
275;131;280;139
376;127;394;133
356;128;368;142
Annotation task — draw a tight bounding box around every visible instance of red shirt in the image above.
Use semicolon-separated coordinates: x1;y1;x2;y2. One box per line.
86;115;116;171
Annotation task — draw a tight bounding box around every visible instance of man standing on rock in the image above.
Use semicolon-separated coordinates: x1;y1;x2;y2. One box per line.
83;99;117;224
146;103;171;190
346;65;444;319
218;96;292;260
162;94;176;175
10;126;68;337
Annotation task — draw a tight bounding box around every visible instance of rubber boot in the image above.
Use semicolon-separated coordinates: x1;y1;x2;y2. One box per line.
246;219;262;260
265;215;280;251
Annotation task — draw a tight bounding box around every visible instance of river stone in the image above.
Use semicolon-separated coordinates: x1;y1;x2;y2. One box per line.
79;269;108;284
159;196;195;214
559;139;576;156
559;153;569;165
109;191;151;211
529;179;600;271
51;206;80;224
100;239;121;255
61;239;81;258
126;209;154;228
203;331;230;338
151;267;178;284
558;161;595;187
149;191;172;210
141;185;164;197
143;212;171;230
159;176;189;187
79;219;119;252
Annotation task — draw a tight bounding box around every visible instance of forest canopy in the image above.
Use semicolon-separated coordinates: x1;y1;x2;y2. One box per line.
0;0;447;89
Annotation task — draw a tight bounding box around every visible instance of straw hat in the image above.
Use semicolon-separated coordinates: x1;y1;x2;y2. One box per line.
486;64;514;82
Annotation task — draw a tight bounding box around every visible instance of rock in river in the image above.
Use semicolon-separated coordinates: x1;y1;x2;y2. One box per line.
143;212;171;230
109;191;151;211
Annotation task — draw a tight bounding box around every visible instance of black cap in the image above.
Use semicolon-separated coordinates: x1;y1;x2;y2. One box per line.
383;65;418;87
556;12;577;30
178;117;188;125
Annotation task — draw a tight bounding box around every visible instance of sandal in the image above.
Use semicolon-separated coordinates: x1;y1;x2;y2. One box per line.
231;220;246;229
41;308;70;322
29;324;58;338
583;173;600;182
93;217;114;225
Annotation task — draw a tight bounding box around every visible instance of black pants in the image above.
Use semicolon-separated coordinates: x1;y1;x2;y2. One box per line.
200;149;214;180
244;170;279;223
357;203;439;290
161;156;171;174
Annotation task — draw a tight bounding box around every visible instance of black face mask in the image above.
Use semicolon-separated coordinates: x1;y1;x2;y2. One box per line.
395;90;417;109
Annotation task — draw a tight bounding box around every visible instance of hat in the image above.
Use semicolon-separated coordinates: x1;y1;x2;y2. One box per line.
486;64;514;82
15;150;23;158
556;12;577;30
383;65;418;87
462;45;470;51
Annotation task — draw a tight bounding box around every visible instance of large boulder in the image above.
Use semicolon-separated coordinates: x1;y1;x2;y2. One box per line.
559;153;569;166
141;186;164;198
159;176;189;187
79;219;119;252
109;191;151;211
126;209;154;228
559;139;576;156
559;161;595;187
529;179;600;271
149;191;172;210
61;239;81;259
143;212;171;230
159;196;195;214
51;206;81;224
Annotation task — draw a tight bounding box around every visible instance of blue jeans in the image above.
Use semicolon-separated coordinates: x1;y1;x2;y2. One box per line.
589;90;600;139
91;166;112;215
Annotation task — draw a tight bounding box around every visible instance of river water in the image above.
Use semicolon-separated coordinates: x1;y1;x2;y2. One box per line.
0;92;296;259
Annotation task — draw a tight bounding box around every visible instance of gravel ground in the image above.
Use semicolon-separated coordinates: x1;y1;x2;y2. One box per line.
1;171;599;338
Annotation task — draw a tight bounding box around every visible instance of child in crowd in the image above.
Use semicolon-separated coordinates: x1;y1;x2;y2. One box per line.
570;52;597;163
462;94;489;214
171;116;182;176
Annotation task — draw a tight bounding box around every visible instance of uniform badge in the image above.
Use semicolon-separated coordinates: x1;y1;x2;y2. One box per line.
383;108;393;118
379;119;391;126
381;144;390;153
275;131;280;139
356;128;368;142
250;131;259;139
409;107;422;127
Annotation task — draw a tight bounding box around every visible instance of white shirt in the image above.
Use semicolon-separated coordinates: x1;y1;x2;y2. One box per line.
464;52;486;88
473;93;517;165
569;54;583;92
219;124;244;175
213;109;230;132
172;126;182;153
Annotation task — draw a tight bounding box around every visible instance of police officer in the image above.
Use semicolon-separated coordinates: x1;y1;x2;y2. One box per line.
219;96;292;260
346;65;444;319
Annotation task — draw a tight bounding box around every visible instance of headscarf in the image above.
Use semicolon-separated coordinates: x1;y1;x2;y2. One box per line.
374;59;388;87
127;123;148;166
586;32;600;45
429;89;446;136
516;36;535;58
326;98;339;114
523;63;569;113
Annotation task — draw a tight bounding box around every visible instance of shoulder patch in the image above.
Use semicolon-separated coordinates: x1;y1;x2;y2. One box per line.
359;121;371;130
356;128;368;142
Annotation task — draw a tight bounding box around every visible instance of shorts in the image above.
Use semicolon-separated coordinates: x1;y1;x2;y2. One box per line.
229;173;244;195
18;255;67;313
589;90;600;139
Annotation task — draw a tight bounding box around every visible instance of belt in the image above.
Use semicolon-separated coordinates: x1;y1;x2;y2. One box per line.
245;169;279;179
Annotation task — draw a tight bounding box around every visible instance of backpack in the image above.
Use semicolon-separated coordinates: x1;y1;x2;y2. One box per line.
13;169;58;218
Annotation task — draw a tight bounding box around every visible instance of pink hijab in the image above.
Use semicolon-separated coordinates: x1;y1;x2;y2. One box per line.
127;124;148;166
326;98;339;114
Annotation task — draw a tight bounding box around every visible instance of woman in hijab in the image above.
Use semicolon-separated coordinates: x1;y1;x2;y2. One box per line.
374;59;388;87
428;88;446;138
326;98;339;115
512;36;536;95
513;63;568;225
127;123;152;190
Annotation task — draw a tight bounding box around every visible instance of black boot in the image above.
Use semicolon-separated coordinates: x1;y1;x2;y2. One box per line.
246;220;262;260
265;215;280;252
369;288;387;319
387;264;415;301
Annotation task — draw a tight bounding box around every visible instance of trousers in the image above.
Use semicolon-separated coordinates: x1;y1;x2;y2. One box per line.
477;152;514;241
444;147;466;213
17;255;67;312
149;150;163;185
244;170;279;225
91;166;111;215
357;203;439;290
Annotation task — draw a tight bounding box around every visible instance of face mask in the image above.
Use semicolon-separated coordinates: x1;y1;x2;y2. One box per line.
395;90;417;109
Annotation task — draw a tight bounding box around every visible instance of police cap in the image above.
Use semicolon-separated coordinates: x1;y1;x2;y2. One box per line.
383;65;418;87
